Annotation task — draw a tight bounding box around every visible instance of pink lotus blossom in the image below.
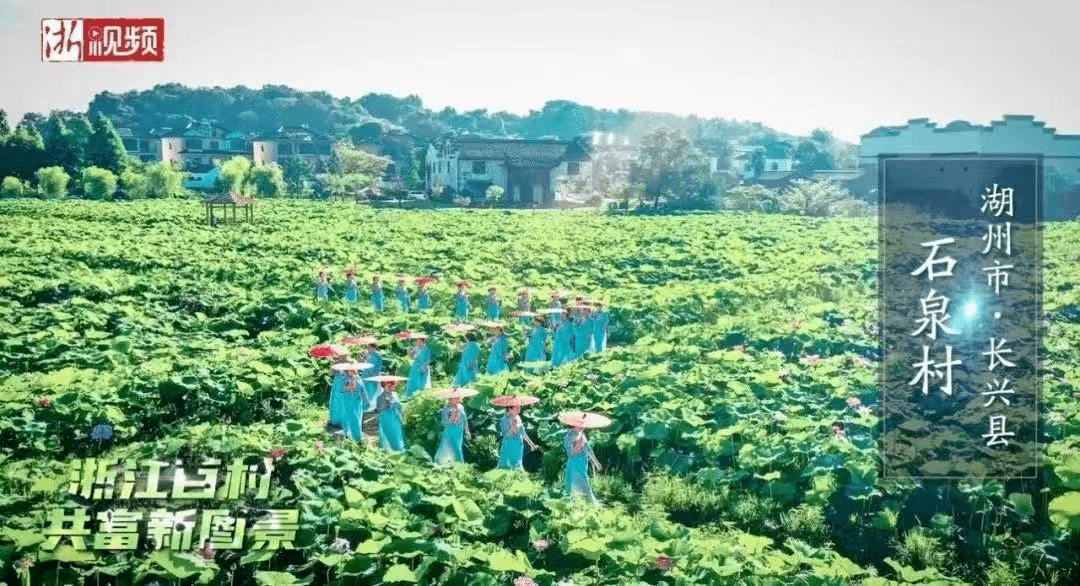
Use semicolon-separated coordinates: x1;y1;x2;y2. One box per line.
857;406;873;416
532;539;550;552
198;543;214;559
269;447;286;459
831;425;847;440
845;397;862;409
656;556;673;571
314;441;326;455
853;355;872;367
514;576;537;586
799;354;820;366
558;380;569;388
37;397;51;408
14;557;34;572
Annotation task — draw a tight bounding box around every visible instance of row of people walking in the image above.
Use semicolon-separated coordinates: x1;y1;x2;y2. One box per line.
324;360;605;505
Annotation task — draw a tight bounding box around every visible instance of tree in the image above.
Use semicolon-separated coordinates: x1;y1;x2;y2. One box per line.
281;157;315;197
66;115;93;170
82;166;117;200
485;185;504;208
216;156;252;193
1;176;27;198
349;121;384;144
130;162;185;199
0;109;10;138
87;115;128;174
720;184;779;212
318;173;376;200
249;163;285;198
44;114;81;176
35;166;70;199
630;127;716;209
748;148;766;179
776;178;852;217
0;124;48;181
793;140;836;175
333;141;391;177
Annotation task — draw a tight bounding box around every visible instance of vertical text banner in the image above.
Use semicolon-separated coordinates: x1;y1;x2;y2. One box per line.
879;156;1042;480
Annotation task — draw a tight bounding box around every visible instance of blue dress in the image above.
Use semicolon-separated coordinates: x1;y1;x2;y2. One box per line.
339;374;369;441
584;314;598;353
564;430;598;504
417;288;431;310
552;321;573;367
485;295;500;320
549;301;563;327
517;297;531;327
376;391;405;452
592;311;609;352
434;403;468;465
372;284;384;311
405;345;432;398
396;286;409;312
316;280;331;301
454;292;469;321
344;279;358;303
497;414;526;470
361;350;382;411
452;341;480;387
524;325;547;364
486;335;509;375
573;318;590;359
328;370;346;425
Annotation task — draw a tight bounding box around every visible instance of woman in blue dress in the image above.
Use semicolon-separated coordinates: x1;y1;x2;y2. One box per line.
517;289;532;329
371;275;385;311
563;424;601;505
376;381;405;452
416;277;434;310
592;302;609;352
453;281;471;322
485;287;500;319
327;355;349;427
551;313;573;367
452;333;480;387
573;308;591;360
583;306;599;354
338;365;370;441
524;317;548;369
315;270;333;301
405;335;432;398
361;342;382;410
485;325;509;375
343;269;359;304
571;297;585;323
497;403;538;470
548;294;564;327
434;396;470;465
395;277;410;312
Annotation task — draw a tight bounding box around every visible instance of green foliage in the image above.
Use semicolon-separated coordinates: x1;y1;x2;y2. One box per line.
249;163;286;198
86;115;128;175
775;178;852;217
1;176;28;198
0;201;1077;586
217;156;253;194
81;166;117;201
281;157;315;197
721;184;779;212
630;126;718;209
34;165;70;199
0;108;9;137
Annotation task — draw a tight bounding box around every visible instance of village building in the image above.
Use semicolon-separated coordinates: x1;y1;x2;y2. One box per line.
426;136;592;205
117;127;163;163
252;126;333;172
156;120;252;190
858;115;1080;220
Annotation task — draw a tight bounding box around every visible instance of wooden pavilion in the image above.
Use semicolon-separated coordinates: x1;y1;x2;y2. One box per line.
204;192;254;226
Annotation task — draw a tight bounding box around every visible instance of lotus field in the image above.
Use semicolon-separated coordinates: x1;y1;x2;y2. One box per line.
1;199;1079;586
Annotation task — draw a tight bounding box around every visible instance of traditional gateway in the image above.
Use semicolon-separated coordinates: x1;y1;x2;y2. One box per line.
425;136;594;206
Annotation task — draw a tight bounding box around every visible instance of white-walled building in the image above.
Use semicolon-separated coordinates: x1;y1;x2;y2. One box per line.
859;115;1080;219
252;126;333;172
426;137;592;205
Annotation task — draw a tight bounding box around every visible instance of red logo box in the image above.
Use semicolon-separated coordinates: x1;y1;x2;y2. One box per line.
41;18;165;62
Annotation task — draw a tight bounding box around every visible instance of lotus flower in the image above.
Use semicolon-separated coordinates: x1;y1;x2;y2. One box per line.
772;411;787;422
800;354;820;366
831;425;847;440
14;557;34;572
269;447;286;459
330;538;350;553
656;556;673;571
37;397;51;408
314;441;326;455
857;406;872;416
845;397;862;409
514;577;536;586
532;539;550;552
558;380;569;388
198;542;214;559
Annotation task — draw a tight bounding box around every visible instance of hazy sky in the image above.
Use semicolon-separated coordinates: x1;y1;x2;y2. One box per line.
1;0;1077;142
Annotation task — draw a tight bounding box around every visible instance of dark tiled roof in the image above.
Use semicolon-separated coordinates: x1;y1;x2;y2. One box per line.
255;125;331;141
453;138;588;167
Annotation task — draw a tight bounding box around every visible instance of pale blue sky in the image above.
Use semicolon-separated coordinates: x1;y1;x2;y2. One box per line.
1;0;1077;142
